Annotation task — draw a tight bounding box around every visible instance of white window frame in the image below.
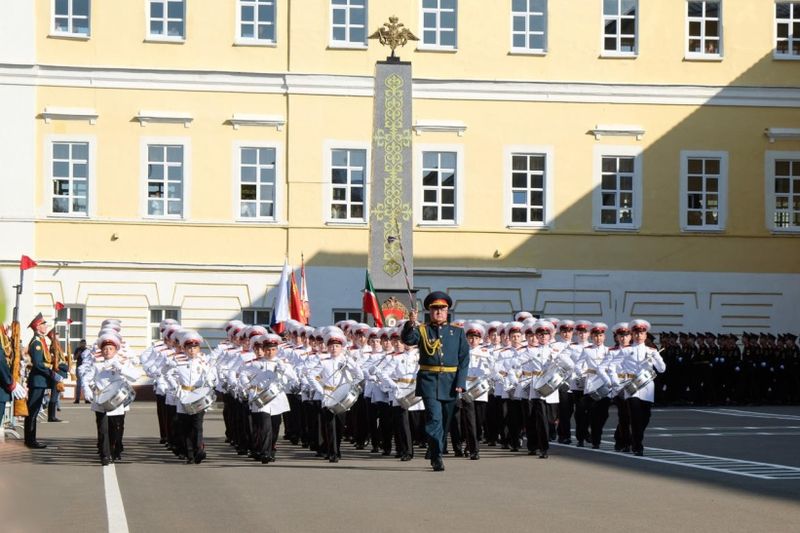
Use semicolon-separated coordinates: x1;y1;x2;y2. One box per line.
323;141;370;225
146;0;186;42
55;305;86;355
235;0;277;46
601;0;638;57
149;307;180;342
685;0;723;60
679;150;728;232
592;145;643;231
414;144;464;227
509;0;548;54
774;1;800;60
329;0;368;49
418;0;458;51
332;309;364;323
232;141;283;223
44;134;97;219
765;151;800;233
504;145;555;228
140;137;191;220
51;0;91;38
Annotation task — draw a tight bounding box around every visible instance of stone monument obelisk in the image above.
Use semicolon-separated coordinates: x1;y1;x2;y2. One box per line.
367;17;417;326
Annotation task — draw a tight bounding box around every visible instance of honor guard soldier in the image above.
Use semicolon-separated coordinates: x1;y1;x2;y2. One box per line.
401;291;469;472
1;327;28;427
24;313;54;448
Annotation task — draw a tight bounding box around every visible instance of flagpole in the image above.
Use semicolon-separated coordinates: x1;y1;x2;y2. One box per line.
386;235;416;312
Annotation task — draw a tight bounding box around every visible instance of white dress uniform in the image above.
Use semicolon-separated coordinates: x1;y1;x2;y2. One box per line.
169;355;216;415
577;343;613;447
465;346;494;402
619;343;666;402
248;359;298;416
82;354;142;416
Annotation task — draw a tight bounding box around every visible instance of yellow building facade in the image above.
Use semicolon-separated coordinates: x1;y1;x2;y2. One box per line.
1;0;798;350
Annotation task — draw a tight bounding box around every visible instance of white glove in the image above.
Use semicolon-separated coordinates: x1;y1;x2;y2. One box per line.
84;388;95;402
11;383;27;400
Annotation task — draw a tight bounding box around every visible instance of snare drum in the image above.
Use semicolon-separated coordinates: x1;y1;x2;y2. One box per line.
397;390;423;410
583;374;612;401
534;360;572;397
181;386;216;415
250;381;283;410
623;367;656;395
323;381;363;415
461;378;491;403
97;379;135;413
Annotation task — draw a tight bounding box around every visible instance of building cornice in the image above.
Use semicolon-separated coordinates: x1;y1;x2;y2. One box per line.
1;63;800;108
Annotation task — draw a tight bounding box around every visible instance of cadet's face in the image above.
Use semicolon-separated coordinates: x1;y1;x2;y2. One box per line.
467;334;482;348
536;330;552;343
185;345;200;357
560;328;574;340
380;339;391;350
591;332;605;345
509;331;523;345
488;331;500;344
368;338;381;349
577;330;590;341
36;322;48;335
328;341;343;356
266;346;278;358
632;329;647;343
101;344;117;358
254;345;266;357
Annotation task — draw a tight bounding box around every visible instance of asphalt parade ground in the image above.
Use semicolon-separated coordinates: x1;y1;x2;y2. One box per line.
2;404;799;533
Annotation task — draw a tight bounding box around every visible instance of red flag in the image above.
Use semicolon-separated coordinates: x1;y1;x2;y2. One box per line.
54;302;65;311
289;272;306;324
362;270;384;327
20;255;38;271
300;255;311;323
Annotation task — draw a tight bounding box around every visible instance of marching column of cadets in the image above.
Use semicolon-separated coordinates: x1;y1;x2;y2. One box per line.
58;310;797;465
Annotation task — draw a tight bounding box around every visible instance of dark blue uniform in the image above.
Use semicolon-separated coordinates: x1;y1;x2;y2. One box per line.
24;334;53;446
402;321;469;468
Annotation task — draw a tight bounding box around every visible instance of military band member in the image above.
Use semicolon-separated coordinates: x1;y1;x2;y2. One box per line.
621;319;666;456
609;322;633;452
81;331;143;465
553;320;576;444
313;327;364;462
24;313;54;449
402;291;469;472
248;334;297;464
568;320;592;446
462;322;493;460
169;330;216;464
577;322;613;448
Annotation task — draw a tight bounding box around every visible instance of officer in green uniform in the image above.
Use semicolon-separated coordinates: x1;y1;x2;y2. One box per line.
25;313;54;448
401;291;469;472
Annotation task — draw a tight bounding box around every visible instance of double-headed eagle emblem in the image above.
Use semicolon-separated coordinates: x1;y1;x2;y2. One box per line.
369;16;419;59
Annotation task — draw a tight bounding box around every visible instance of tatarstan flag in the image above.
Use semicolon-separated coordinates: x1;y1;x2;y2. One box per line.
362;270;384;327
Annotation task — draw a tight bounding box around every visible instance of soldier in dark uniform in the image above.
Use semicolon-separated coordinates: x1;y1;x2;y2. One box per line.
402;291;469;472
784;334;800;404
24;313;54;448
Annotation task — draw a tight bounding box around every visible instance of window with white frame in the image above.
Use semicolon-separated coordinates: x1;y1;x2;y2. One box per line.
687;1;721;57
238;146;277;220
766;153;800;230
681;151;727;231
53;0;90;36
421;0;457;49
55;306;85;355
331;0;367;46
776;2;800;57
146;144;184;217
242;308;272;325
148;0;185;39
51;141;90;215
602;0;637;55
238;0;276;43
509;152;549;225
421;151;457;223
149;308;180;342
329;148;367;221
510;0;547;52
595;149;641;229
